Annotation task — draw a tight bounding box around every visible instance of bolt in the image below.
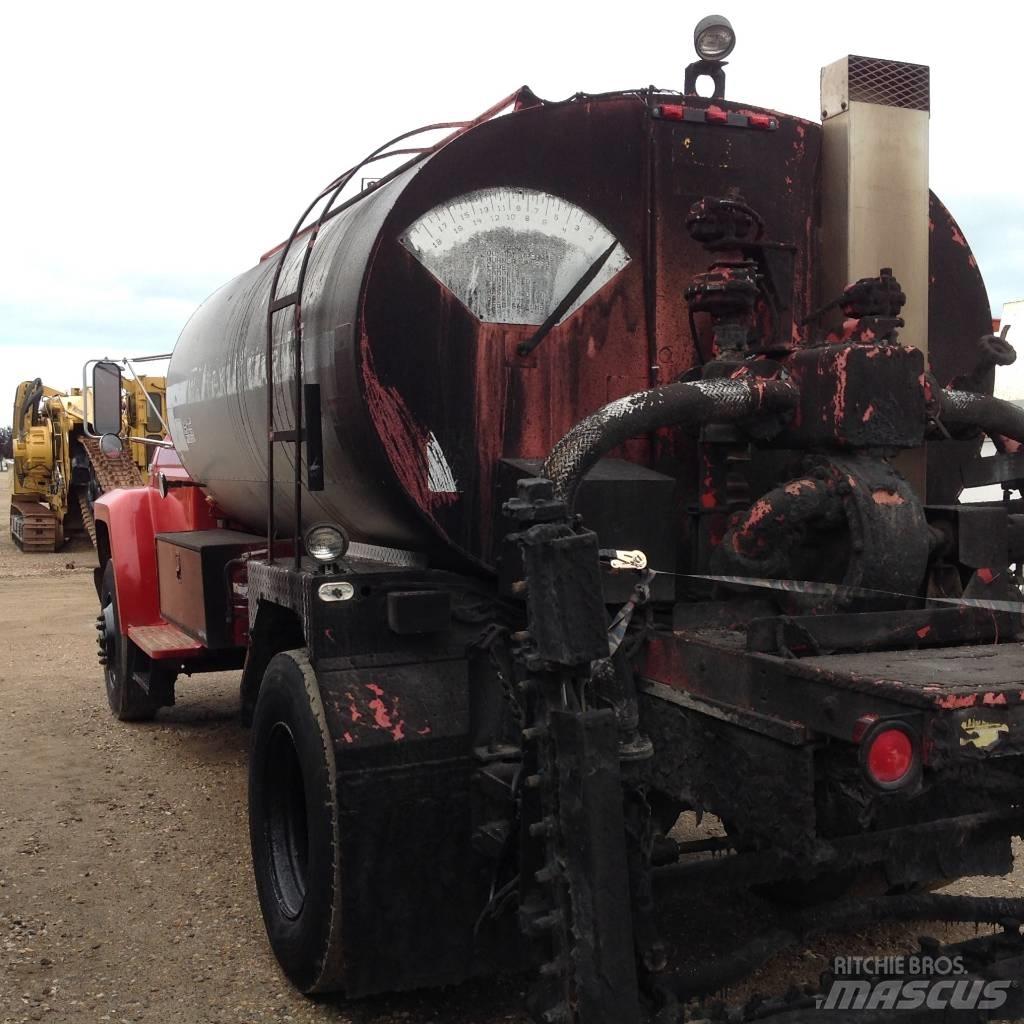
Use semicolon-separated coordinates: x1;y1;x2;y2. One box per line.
529;817;556;838
533;910;563;930
643;943;669;973
524;774;543;789
539;958;568;978
523;725;548;742
512;630;532;644
511;580;529;596
541;1005;569;1024
535;862;561;884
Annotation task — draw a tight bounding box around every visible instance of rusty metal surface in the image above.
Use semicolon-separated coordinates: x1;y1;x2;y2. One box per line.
167;94;823;570
166;91;989;569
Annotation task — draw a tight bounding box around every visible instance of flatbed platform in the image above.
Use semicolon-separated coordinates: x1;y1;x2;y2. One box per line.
798;644;1024;709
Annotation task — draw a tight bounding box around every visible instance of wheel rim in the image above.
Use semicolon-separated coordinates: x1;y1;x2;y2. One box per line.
265;723;310;920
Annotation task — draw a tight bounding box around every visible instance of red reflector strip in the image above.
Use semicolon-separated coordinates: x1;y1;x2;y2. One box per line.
652;105;778;131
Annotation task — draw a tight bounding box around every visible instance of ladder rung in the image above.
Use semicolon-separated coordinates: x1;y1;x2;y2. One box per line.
270;429;304;442
270;292;299;312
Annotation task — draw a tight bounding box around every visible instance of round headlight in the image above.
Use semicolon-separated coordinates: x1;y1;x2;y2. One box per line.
694;14;736;61
303;522;350;563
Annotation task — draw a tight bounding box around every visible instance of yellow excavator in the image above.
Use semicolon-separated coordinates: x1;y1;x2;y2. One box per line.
10;370;168;551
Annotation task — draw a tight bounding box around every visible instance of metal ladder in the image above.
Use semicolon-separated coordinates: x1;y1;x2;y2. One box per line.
264;90;528;568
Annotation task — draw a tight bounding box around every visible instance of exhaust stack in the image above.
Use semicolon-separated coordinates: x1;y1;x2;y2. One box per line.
820;54;930;490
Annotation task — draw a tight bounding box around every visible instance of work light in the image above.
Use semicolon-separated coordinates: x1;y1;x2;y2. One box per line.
694;15;736;61
304;522;349;564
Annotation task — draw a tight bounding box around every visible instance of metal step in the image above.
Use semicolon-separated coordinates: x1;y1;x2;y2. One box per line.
128;623;203;660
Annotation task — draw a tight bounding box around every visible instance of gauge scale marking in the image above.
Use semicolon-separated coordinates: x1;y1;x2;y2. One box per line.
400;187;631;326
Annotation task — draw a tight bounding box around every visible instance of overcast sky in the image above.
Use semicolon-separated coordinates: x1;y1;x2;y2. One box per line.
2;0;1022;425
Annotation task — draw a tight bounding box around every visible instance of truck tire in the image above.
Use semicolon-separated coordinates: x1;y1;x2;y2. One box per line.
99;561;159;722
249;650;345;994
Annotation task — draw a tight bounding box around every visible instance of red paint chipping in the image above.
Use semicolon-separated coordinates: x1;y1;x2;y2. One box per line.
983;692;1008;706
978;568;996;585
871;489;905;506
364;683;407;741
832;347;849;425
916;626;931;639
783;479;815;497
345;691;363;723
862;405;875;423
937;694;977;709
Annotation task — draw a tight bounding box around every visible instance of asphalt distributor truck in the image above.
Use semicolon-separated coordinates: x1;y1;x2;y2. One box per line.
91;17;1024;1023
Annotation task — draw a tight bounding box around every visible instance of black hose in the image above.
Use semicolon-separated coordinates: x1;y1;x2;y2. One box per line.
941;389;1024;444
18;378;44;436
542;378;798;508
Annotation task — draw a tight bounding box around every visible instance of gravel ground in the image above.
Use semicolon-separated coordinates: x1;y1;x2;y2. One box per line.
0;466;1021;1023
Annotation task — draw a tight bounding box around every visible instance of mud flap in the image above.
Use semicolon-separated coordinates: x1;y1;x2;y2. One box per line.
551;708;640;1024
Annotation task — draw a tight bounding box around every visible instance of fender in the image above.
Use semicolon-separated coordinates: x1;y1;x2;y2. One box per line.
95;474;218;633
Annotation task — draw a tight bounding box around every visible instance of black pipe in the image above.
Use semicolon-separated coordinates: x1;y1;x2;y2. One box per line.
722;476;835;576
942;389;1024;444
542;378;798;508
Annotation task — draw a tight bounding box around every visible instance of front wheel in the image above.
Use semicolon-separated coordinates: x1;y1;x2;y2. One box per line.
249;650;345;993
98;561;159;722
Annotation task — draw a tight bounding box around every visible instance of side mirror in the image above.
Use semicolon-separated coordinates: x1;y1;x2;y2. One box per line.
92;361;122;436
99;432;124;458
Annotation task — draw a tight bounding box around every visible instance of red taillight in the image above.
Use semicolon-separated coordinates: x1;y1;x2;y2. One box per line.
867;728;914;784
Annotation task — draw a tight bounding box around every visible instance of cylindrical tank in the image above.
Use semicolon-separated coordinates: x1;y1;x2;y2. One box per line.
167;90;989;570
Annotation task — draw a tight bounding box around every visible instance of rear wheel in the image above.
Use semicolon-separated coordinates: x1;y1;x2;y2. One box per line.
98;561;159;721
249;650;345;993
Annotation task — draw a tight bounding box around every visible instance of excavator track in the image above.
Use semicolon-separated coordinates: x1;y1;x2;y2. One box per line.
79;436;144;492
77;488;98;548
10;500;59;552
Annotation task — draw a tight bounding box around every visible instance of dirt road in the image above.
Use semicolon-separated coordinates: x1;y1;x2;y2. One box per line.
0;466;1020;1024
